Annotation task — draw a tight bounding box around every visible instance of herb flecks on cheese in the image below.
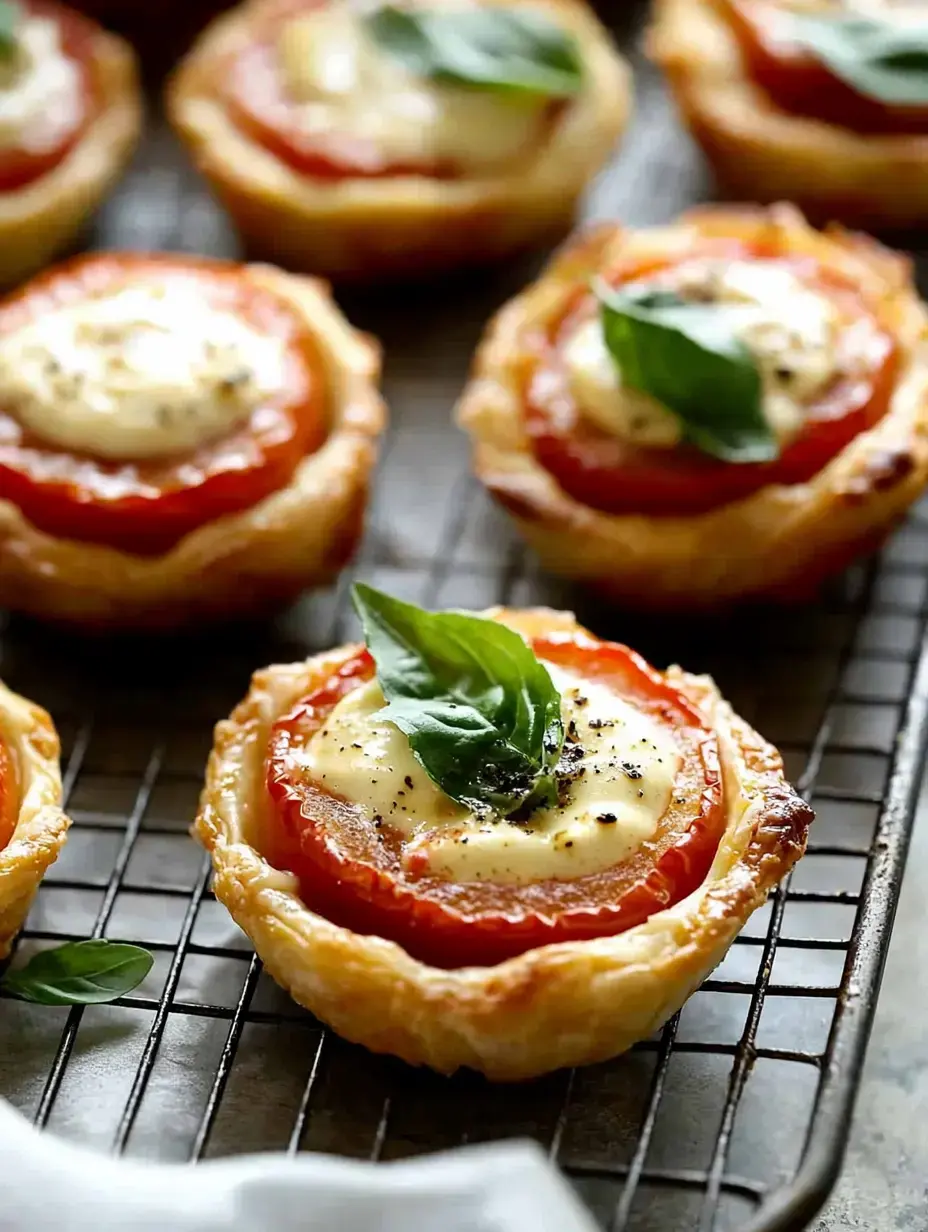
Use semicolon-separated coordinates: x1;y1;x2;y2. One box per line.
0;281;289;460
301;664;680;885
565;259;843;452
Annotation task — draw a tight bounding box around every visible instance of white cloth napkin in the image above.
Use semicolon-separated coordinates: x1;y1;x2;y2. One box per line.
0;1098;597;1232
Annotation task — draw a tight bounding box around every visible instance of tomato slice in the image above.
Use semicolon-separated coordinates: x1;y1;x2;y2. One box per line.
525;243;898;517
223;0;555;180
0;735;18;852
265;634;725;969
0;1;98;192
725;0;928;136
0;253;326;555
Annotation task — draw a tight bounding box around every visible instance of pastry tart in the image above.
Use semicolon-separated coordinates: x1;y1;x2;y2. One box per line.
166;0;631;280
0;1;140;287
0;680;69;958
0;252;385;629
650;0;928;229
195;587;812;1079
457;203;928;608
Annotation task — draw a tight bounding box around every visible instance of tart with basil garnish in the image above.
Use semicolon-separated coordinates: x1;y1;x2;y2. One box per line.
458;203;928;608
0;253;385;628
651;0;928;228
166;0;630;279
0;679;69;957
196;586;811;1079
0;0;139;286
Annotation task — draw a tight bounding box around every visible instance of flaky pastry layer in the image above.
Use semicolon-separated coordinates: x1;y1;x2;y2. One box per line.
0;23;141;287
0;681;68;958
195;607;811;1080
649;0;928;229
457;204;928;608
166;0;631;280
0;265;386;629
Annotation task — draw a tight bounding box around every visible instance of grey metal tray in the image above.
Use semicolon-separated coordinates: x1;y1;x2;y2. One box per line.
2;4;927;1230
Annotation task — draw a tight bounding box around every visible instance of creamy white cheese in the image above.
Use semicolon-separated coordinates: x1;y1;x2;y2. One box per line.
277;6;548;171
564;259;845;450
0;282;290;460
0;8;82;154
300;662;681;884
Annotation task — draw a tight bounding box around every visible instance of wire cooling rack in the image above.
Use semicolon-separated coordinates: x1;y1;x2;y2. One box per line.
2;4;928;1230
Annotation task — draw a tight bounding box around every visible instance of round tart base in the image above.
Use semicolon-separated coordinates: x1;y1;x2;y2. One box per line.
195;607;812;1080
457;204;928;609
0;23;141;288
0;265;386;631
649;0;928;230
0;681;69;959
166;0;632;281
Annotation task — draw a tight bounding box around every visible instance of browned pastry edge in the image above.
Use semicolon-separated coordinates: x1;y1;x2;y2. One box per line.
456;203;928;608
0;681;68;958
0;265;386;629
166;0;632;279
194;607;812;1080
649;0;928;229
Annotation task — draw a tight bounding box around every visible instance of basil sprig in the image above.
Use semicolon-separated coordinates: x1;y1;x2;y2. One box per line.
364;5;583;98
2;939;153;1005
595;281;778;464
352;583;564;817
790;14;928;107
0;1;19;60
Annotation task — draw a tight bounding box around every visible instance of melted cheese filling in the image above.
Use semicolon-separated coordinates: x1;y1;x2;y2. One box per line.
562;259;844;450
301;663;681;884
0;283;290;460
0;10;82;153
277;6;548;171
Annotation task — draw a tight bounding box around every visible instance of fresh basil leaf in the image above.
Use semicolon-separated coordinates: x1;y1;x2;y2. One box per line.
364;5;583;98
595;281;778;464
791;14;928;106
352;583;564;817
1;939;153;1005
0;1;19;60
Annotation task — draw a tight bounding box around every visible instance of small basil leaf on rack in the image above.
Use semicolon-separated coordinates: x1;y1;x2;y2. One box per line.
790;15;928;106
352;583;564;817
1;939;153;1005
595;281;778;464
364;5;583;98
0;1;19;59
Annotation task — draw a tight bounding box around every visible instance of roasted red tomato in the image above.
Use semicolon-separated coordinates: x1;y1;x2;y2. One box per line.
0;253;326;555
725;0;928;136
0;1;100;191
265;633;725;969
0;736;18;851
525;240;898;517
222;0;555;180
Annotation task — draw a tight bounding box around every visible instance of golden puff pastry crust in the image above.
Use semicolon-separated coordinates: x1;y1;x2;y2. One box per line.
649;0;928;230
195;607;812;1081
0;681;69;958
0;265;386;630
166;0;631;280
0;18;141;288
457;204;928;609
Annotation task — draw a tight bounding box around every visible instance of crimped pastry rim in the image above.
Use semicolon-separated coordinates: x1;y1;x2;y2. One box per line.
0;19;141;285
194;607;811;1080
0;680;69;959
0;262;386;628
165;0;632;276
456;204;928;607
648;0;928;227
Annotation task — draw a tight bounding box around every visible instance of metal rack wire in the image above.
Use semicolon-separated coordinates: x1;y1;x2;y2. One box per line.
1;3;927;1228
